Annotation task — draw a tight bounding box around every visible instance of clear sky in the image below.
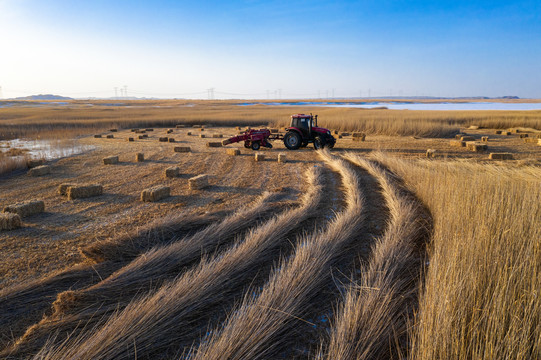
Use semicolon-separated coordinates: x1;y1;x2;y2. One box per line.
1;0;540;99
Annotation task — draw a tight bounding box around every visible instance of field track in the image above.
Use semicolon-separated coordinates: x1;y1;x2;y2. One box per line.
0;151;433;360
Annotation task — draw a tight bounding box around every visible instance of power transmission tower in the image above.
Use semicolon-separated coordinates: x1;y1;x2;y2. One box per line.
123;85;128;98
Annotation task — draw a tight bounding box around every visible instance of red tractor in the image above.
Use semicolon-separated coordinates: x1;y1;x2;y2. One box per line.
283;114;335;150
222;114;335;150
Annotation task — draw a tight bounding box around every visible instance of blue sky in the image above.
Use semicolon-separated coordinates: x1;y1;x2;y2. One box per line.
1;0;540;99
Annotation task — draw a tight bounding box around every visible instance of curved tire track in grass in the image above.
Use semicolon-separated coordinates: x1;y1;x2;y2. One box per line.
319;153;432;360
30;164;339;360
189;150;385;360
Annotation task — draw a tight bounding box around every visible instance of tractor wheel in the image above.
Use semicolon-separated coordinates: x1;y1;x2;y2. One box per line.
251;141;261;151
244;142;251;149
313;136;326;150
284;131;301;150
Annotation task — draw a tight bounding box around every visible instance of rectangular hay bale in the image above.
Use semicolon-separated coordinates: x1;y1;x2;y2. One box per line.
159;137;168;142
168;138;175;142
466;142;488;152
103;156;119;165
481;136;489;142
164;166;180;178
141;186;170;202
136;153;144;162
200;134;206;138
255;153;265;162
449;140;465;147
226;148;240;156
67;184;103;200
94;134;102;138
426;149;437;158
106;135;114;139
3;200;45;217
495;130;502;134
519;134;529;138
278;153;287;163
187;132;192;136
109;128;118;132
189;174;209;190
0;213;21;230
28;165;51;176
127;137;134;142
206;142;222;147
489;153;513;160
460;136;475;141
58;183;77;196
212;134;223;138
174;146;191;153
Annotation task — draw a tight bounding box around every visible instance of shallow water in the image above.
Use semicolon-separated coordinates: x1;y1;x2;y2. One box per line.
0;138;94;160
240;101;541;111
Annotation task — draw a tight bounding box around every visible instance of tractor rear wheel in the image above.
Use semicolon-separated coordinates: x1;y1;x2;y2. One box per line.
284;131;301;150
251;141;261;150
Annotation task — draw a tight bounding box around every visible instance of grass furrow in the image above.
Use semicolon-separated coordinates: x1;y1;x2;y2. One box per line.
32;165;328;360
190;151;366;360
319;153;432;360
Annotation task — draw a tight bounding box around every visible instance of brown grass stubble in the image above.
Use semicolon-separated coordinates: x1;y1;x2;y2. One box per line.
376;156;541;359
2;100;541;140
319;153;432;360
2;191;283;357
0;209;238;352
190;150;371;360
27;165;330;359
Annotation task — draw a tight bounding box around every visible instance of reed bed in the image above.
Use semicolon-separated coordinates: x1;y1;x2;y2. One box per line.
376;154;541;360
2;100;540;140
190;151;366;359
28;166;327;359
319;153;432;360
5;192;282;357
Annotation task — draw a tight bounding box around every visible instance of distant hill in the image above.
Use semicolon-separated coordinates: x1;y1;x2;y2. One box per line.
12;94;73;100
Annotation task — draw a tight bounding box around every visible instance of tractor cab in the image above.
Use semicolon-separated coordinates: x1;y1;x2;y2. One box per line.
290;114;317;138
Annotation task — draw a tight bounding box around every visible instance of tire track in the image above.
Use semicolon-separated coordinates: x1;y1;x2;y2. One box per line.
319;153;432;360
26;164;341;359
1;191;282;358
189;150;389;360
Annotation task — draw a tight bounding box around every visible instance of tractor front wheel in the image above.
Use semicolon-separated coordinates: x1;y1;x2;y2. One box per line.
244;142;251;149
313;136;326;150
284;131;301;150
251;141;261;151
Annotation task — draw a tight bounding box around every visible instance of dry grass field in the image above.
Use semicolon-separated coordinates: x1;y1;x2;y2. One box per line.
0;100;539;359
